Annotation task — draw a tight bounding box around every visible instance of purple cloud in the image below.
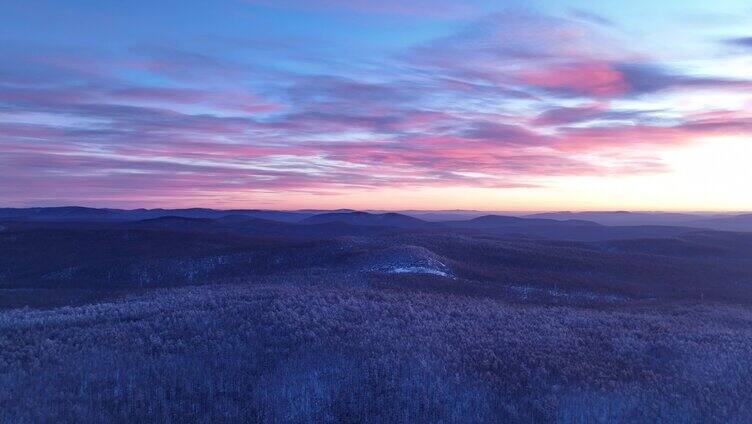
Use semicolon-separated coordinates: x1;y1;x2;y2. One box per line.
725;37;752;48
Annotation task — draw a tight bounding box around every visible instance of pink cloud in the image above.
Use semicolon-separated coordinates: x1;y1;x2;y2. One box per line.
519;62;628;97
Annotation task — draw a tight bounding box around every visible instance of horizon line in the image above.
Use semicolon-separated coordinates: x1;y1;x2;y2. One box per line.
2;205;750;215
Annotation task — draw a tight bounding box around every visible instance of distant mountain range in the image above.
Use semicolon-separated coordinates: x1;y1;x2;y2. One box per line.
300;211;437;229
4;211;752;305
2;207;751;236
525;211;707;226
524;211;752;232
0;206;314;223
689;214;752;232
445;215;600;229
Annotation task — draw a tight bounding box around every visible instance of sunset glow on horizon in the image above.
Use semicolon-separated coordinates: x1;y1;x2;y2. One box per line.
2;0;752;211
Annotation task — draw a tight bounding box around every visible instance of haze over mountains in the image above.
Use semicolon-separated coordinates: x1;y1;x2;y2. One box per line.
2;206;751;233
526;211;752;229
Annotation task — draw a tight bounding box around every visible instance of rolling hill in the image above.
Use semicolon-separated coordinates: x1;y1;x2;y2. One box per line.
300;211;439;229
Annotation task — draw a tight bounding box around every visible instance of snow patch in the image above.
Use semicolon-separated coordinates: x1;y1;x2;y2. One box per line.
357;245;454;278
390;267;449;277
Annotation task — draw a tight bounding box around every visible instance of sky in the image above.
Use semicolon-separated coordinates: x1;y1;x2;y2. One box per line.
1;0;751;211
